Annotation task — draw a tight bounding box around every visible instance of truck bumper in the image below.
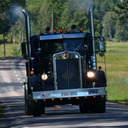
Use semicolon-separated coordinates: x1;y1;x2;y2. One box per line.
32;87;106;100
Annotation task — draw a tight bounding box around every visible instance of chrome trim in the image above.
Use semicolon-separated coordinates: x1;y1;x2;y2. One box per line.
31;57;34;60
53;51;83;89
22;9;31;58
32;87;106;100
25;83;28;100
53;57;58;90
90;4;97;70
40;33;85;40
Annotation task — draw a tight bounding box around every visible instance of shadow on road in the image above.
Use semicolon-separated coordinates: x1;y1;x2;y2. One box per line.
0;95;128;127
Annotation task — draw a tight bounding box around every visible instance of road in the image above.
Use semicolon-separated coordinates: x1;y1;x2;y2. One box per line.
0;57;128;128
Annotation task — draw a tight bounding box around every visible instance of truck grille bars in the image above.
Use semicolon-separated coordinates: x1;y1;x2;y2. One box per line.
53;51;83;90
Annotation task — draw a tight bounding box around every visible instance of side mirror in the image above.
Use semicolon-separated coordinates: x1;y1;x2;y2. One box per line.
99;37;106;57
21;42;27;59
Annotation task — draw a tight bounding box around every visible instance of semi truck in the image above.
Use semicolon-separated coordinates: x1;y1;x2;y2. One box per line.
22;4;107;116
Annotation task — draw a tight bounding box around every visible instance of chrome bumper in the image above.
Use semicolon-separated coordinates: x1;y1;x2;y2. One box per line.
32;87;106;100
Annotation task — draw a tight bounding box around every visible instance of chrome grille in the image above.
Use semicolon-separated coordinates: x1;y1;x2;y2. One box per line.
53;51;82;90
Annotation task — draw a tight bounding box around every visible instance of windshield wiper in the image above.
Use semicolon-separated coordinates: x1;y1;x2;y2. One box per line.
74;43;82;52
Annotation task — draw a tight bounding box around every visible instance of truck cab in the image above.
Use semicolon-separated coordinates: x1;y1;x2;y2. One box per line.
22;5;107;116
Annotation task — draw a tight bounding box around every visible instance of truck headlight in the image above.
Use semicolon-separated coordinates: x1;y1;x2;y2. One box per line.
41;73;48;80
87;71;95;78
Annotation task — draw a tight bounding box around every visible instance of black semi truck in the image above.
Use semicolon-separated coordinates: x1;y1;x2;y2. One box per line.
22;4;107;116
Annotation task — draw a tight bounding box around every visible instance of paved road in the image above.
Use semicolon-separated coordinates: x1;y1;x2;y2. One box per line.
0;58;128;128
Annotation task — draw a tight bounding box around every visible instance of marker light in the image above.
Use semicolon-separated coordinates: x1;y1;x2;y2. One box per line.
87;71;95;78
80;28;83;33
30;71;34;75
60;29;63;33
41;73;48;80
40;31;44;35
98;66;102;70
66;29;70;33
53;30;57;34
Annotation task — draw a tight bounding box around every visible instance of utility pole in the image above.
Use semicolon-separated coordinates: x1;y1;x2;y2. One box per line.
3;34;6;58
19;24;22;51
51;10;54;32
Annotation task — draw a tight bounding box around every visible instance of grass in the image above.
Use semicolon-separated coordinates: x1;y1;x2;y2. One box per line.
97;42;128;104
0;44;21;58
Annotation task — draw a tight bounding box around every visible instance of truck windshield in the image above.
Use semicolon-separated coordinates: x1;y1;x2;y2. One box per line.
41;38;84;54
63;39;84;51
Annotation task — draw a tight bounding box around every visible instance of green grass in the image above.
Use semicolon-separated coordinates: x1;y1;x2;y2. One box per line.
97;42;128;104
0;44;21;58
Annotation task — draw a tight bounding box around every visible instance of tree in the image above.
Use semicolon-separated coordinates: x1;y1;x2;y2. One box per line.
102;11;116;40
0;0;25;35
114;1;128;41
115;0;128;24
115;22;128;42
0;0;11;34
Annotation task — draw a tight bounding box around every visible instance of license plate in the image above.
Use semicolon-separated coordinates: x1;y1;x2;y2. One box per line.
89;89;98;94
61;91;77;96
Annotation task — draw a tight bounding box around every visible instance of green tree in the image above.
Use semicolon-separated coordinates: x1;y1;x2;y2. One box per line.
102;11;116;40
59;1;89;31
0;0;25;34
49;0;67;30
26;0;52;34
115;0;128;24
114;1;128;41
115;22;128;42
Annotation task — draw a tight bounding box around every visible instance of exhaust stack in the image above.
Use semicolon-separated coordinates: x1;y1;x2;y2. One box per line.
22;9;31;58
90;4;97;70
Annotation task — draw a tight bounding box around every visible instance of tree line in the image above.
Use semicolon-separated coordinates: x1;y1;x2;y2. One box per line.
0;0;127;44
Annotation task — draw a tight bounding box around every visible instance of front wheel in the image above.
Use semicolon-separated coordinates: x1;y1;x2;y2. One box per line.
24;84;33;115
95;97;106;113
90;96;106;113
33;101;45;117
79;101;90;113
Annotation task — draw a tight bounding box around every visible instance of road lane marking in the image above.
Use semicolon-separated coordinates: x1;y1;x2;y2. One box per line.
18;78;20;80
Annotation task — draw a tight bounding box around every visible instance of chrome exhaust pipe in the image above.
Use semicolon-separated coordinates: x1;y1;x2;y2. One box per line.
90;4;97;70
22;9;31;58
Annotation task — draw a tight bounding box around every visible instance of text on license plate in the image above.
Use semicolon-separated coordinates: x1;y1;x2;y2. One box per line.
61;91;77;96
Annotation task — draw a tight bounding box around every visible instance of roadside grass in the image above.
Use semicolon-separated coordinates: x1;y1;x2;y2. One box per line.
0;44;21;58
97;42;128;104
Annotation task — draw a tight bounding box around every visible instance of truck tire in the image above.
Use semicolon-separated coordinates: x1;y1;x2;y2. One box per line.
95;97;106;113
33;101;44;117
90;97;106;113
41;105;45;114
79;101;89;113
89;98;96;113
24;84;33;115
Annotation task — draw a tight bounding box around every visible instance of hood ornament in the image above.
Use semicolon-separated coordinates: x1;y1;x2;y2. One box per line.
63;51;68;59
